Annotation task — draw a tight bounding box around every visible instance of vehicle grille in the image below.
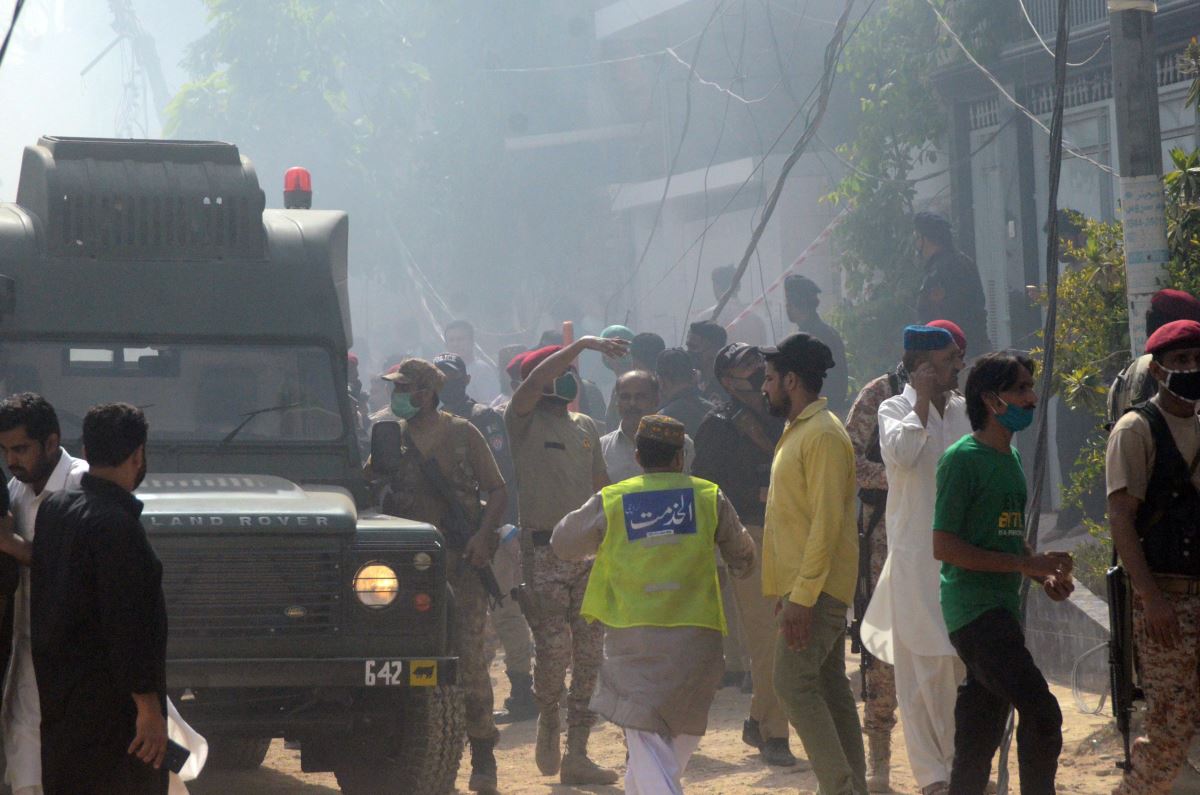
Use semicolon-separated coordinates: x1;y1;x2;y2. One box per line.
158;540;343;638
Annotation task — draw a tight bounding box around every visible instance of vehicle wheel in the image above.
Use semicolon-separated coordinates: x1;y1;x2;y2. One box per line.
205;735;271;770
334;685;465;795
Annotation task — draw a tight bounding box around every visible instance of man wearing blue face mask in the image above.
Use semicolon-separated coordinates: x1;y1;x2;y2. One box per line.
505;337;628;785
931;351;1073;795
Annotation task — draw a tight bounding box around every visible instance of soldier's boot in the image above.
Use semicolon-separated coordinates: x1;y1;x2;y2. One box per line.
535;707;562;776
468;737;500;795
559;725;619;786
494;671;537;724
867;731;891;793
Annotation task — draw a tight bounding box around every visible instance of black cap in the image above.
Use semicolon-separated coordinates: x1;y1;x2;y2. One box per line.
761;333;835;374
713;343;762;379
432;352;468;379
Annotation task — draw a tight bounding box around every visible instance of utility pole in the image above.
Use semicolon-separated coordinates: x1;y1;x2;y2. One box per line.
1110;0;1168;354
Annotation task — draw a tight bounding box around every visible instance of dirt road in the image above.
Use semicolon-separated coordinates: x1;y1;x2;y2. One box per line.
186;651;1138;794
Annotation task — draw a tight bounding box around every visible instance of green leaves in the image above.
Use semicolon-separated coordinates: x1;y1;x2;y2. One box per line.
826;0;1021;383
1180;37;1200;111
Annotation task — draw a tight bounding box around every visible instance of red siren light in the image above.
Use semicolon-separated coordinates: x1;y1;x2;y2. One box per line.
283;166;313;209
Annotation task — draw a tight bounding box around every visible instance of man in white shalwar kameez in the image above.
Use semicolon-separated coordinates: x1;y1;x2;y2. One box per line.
861;325;971;795
0;395;88;795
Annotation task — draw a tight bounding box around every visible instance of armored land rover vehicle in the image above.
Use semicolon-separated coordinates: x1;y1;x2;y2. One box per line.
0;136;464;793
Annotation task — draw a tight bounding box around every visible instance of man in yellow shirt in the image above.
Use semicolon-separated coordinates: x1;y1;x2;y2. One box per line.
761;332;866;795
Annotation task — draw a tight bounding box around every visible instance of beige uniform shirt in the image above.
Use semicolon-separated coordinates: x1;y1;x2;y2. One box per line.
1106;395;1200;501
505;403;607;530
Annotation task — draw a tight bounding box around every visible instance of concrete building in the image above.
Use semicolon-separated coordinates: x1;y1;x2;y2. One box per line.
935;0;1199;350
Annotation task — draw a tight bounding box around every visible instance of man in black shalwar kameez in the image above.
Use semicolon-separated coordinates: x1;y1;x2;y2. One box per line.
30;403;167;795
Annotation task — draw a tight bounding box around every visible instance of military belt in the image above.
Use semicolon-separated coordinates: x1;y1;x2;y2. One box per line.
1153;574;1200;595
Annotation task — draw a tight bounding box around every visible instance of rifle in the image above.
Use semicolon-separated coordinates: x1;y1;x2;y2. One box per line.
852;487;887;701
371;421;505;608
1106;551;1135;771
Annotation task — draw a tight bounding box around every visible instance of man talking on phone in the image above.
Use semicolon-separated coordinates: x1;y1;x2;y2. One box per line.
31;404;168;794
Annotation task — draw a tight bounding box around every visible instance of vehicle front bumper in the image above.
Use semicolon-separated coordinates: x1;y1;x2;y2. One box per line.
168;656;458;688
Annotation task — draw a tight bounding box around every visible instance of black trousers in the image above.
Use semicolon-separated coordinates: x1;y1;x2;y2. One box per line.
947;608;1062;795
42;728;169;795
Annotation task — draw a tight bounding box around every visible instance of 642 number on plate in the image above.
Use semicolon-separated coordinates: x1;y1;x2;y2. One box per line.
364;660;403;686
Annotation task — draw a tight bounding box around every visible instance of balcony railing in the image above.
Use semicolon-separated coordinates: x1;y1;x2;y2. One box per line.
1023;0;1107;38
1023;0;1192;39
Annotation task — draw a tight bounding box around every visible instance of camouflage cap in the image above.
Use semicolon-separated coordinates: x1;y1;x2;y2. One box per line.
382;357;446;391
635;414;686;448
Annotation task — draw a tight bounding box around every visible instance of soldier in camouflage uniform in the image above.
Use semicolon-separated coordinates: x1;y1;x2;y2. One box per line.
434;353;537;722
845;366;903;792
1107;320;1200;795
505;338;628;786
365;358;509;795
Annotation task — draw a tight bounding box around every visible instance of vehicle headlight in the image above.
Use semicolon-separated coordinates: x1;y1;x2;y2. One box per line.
353;562;398;609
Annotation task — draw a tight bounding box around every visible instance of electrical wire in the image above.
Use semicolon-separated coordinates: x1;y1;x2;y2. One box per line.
995;0;1071;788
608;52;672;215
485;21;780;108
604;0;732;320
1071;641;1110;715
483;31;702;73
664;45;781;105
760;0;808;107
0;0;26;76
709;0;857;322
639;0;881;300
682;0;749;340
1015;0;1110;68
924;0;1116;177
813;110;1017;188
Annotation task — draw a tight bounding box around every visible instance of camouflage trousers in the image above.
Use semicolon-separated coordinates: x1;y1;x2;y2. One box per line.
448;551;499;743
525;544;604;729
1117;592;1200;795
862;520;898;737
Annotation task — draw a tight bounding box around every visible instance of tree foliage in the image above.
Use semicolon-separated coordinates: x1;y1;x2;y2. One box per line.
1052;149;1200;579
164;0;523;327
824;0;1016;386
167;0;438;225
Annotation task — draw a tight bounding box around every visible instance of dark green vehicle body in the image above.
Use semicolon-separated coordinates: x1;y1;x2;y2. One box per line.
0;137;463;789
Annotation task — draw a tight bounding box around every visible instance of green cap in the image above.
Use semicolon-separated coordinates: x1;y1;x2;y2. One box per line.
601;324;634;340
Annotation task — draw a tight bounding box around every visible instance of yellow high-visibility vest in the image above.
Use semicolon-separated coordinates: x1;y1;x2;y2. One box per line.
581;472;725;632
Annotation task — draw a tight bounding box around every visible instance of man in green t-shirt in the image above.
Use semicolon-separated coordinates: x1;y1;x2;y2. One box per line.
931;351;1074;795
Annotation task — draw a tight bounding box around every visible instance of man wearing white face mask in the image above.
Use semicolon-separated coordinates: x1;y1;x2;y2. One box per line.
505;338;627;785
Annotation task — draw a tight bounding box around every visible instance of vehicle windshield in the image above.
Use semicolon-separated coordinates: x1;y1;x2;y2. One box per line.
2;340;344;443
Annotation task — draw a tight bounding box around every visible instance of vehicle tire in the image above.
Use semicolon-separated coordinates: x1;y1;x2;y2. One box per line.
334;685;466;795
205;735;271;770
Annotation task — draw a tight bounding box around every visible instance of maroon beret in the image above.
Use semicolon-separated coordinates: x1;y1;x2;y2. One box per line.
1145;319;1200;355
925;319;967;353
520;345;563;379
506;352;528;380
1151;289;1200;323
